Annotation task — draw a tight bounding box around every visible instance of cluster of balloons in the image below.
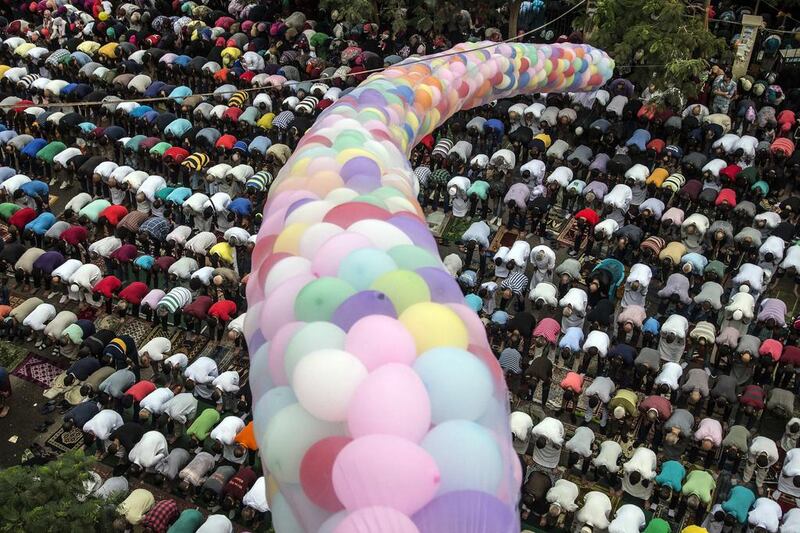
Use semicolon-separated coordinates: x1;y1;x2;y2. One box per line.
245;41;614;533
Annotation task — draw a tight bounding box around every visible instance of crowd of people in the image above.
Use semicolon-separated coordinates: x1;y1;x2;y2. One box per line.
0;0;799;532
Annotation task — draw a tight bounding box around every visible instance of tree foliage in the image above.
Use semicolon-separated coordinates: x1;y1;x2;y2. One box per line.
0;451;115;533
319;0;510;37
581;0;727;97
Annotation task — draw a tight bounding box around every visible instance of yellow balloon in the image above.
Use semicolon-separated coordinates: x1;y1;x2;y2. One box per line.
399;302;469;354
274;223;310;255
266;474;281;506
371;270;430;313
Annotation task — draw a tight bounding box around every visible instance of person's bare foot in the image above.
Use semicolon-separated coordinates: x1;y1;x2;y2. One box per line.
0;406;9;418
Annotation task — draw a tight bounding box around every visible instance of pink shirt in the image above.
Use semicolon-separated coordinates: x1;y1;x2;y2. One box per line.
533;318;561;344
694;418;723;446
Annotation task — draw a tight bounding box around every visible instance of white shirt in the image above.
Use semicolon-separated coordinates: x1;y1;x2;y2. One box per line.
88;236;122;258
64;192;92;214
128;431;168;469
163;352;188;370
583;330;610;357
585;376;615;403
1;174;30;194
655;362;684;390
210;416;245;446
162;393;198;425
243;477;270;512
166;225;192;245
212;371;240;393
565;426;594;457
185;232;217;255
546;479;579;512
70;264;102;291
22;303;56;331
184;356;218;385
197;515;233;533
227;313;245;334
52;259;82;282
139;387;174;416
622;447;657;499
140;337;171;362
531;417;564;469
577;491;612;529
191;266;215;286
168;257;198;280
593;440;622;472
609;504;646;533
82;409;123;440
749;497;782;532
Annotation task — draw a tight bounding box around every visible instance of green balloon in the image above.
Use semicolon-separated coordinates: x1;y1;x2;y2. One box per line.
294;277;356;322
372;186;406;201
370;270;431;313
351;194;389;209
283;322;346;381
388;245;442;270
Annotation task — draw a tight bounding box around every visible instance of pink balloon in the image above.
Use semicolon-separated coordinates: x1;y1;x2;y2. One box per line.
348;364;431;442
335;507;420;533
267;321;304;386
312;232;373;277
260;273;315;338
447;303;492;350
345;316;416;371
333;435;440;515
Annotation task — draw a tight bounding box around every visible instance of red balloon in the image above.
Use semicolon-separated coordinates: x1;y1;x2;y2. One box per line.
323;202;392;227
299;436;352;512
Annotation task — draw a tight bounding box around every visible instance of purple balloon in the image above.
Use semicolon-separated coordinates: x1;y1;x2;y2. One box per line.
412;491;517;533
331;290;397;330
387;215;439;254
356;88;388;108
340;156;383;193
285;197;314;217
416;267;464;303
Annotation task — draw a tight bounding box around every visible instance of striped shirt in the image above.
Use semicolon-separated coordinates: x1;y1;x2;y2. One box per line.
227;91;248;109
432;138;453;159
499;348;522;374
246;171;271;192
501;271;529;296
117;211;149;234
272;110;294;130
156;287;192;314
181;152;209;172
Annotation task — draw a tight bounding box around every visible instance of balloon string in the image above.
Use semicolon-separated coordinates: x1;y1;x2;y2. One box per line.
0;0;587;110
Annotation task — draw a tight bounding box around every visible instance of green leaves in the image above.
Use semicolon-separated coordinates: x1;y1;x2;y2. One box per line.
0;451;109;533
586;0;725;97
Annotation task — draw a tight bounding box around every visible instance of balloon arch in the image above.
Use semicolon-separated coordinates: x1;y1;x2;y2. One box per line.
244;40;614;533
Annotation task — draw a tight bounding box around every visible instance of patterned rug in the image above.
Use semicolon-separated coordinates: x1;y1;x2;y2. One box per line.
118;318;209;360
11;353;67;388
555;215;578;248
44;425;85;454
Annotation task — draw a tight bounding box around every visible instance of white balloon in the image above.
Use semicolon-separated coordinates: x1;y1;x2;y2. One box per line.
293;349;368;422
348;220;413;250
264;256;313;295
299;222;345;259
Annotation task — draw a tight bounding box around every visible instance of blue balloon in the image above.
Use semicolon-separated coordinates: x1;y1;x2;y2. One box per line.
337;248;398;290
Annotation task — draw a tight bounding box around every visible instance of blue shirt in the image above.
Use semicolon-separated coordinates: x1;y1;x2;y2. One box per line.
21;138;47;157
20;180;49;198
655;460;685;491
25;212;56;235
134;255;155;270
228;198;252;216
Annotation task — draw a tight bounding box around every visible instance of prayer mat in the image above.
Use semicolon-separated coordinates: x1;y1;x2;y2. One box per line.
44;425;85;454
11;353;67;388
426;211;449;238
441;215;472;244
555;215;578;248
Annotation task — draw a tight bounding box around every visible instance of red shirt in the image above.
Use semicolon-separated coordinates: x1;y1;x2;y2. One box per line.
639;395;672;421
92;275;122;298
574;208;599;227
221;467;258;501
208;299;237;321
118;282;149;305
110;243;138;263
99;204;128;226
740;385;765;409
9;207;36;231
781;346;800;365
125;380;156;402
60;225;89;245
153;256;177;272
183;295;213;319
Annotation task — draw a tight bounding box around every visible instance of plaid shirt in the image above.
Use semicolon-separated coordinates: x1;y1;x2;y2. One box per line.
430;168;451;186
140;499;179;533
140;216;172;242
45;49;71;66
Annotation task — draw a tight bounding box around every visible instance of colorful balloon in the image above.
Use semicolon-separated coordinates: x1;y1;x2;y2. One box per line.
247;40;614;531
